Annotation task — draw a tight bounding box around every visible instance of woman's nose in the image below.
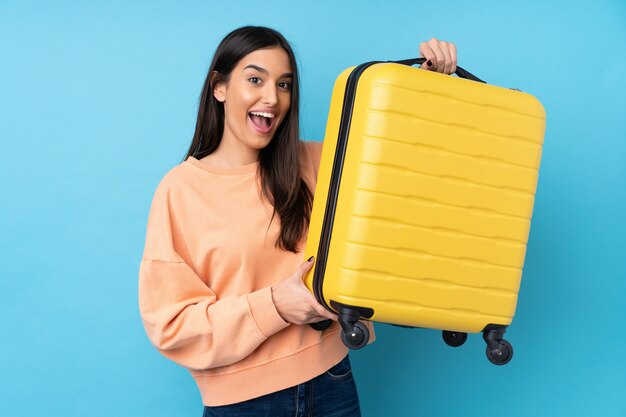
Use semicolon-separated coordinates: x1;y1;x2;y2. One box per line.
261;85;278;106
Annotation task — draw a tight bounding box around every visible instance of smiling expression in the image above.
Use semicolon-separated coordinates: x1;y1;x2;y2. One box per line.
212;46;293;161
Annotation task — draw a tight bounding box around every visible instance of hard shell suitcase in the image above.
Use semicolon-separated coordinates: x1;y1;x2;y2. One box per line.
304;58;546;365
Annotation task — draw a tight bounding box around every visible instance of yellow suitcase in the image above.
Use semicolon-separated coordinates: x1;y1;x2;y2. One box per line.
304;58;546;365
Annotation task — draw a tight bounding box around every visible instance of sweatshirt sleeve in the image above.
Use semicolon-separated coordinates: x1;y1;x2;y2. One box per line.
138;179;290;371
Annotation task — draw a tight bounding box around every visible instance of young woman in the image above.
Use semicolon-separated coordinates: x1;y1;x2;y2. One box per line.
139;26;458;417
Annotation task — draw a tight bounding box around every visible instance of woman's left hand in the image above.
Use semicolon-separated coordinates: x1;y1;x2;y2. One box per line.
419;38;457;75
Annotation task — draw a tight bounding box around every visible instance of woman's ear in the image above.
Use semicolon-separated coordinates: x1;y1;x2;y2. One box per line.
211;71;226;102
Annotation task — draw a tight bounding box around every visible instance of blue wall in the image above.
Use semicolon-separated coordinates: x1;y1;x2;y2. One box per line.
1;1;624;416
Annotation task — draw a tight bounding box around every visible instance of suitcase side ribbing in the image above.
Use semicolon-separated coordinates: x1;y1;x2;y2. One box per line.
321;64;545;332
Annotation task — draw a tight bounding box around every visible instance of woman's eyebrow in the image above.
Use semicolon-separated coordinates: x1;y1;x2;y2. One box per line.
243;64;292;78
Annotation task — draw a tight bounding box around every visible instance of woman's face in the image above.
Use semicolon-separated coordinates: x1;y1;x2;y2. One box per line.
213;46;293;156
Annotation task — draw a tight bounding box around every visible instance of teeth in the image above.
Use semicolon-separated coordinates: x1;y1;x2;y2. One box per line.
250;111;275;118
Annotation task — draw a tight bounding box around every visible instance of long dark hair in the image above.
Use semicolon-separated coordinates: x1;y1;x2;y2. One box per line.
184;26;312;253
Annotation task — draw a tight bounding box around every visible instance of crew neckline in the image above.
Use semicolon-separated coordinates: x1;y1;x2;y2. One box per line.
185;156;259;176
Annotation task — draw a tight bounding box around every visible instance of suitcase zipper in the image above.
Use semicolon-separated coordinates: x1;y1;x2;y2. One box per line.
313;61;382;310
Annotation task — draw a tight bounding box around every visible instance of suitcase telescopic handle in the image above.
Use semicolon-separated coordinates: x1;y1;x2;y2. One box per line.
393;57;486;83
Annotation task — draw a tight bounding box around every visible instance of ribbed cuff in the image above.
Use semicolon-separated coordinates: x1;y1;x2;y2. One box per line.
246;287;290;338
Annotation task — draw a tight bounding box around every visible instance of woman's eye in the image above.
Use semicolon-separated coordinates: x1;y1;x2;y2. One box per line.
278;81;291;90
249;77;261;84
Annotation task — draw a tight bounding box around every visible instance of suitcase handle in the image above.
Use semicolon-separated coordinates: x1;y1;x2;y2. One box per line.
392;57;486;83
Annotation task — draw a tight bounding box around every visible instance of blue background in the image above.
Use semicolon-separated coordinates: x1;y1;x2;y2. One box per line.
1;1;625;416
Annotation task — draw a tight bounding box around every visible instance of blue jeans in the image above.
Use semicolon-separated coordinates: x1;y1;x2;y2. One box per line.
202;355;361;417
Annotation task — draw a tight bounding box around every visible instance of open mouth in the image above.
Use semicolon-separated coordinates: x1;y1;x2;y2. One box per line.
249;111;275;134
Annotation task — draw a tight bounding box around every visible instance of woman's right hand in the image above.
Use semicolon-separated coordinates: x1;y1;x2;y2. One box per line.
271;257;339;325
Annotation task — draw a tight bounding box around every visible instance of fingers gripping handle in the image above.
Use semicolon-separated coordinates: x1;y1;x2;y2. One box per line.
393;57;486;83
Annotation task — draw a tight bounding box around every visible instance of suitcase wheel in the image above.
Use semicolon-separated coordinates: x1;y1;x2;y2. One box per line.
442;330;467;347
485;339;513;365
310;319;333;331
482;327;513;365
340;321;369;350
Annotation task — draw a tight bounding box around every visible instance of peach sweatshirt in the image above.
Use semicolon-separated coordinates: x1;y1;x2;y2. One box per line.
138;141;360;406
